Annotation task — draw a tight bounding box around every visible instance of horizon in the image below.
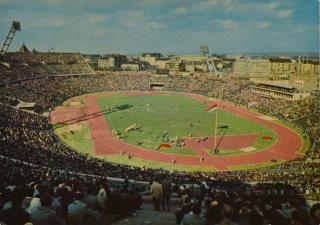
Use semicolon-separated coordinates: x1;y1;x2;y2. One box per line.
6;48;319;57
0;0;319;55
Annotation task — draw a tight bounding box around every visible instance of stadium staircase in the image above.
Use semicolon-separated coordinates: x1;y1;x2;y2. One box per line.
112;203;176;225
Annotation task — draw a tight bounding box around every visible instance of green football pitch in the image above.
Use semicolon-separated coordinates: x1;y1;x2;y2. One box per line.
97;93;276;155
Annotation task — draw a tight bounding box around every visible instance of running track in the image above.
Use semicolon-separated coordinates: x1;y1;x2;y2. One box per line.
51;91;303;170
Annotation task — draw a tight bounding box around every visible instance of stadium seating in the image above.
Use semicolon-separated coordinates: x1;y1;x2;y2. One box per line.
0;53;319;225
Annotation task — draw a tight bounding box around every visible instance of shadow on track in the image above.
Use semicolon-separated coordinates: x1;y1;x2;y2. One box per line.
53;104;133;129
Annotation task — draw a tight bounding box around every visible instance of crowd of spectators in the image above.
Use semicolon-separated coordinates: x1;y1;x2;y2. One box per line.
0;158;142;225
0;55;319;224
0;52;92;82
4;53;86;65
173;178;320;225
0;64;48;82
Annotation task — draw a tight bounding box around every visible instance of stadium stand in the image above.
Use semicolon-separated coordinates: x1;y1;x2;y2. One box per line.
0;53;319;225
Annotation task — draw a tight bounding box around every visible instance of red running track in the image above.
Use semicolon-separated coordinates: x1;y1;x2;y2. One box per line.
51;91;303;170
183;134;259;158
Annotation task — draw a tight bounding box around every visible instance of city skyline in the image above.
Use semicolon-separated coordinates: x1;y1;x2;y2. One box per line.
0;0;318;54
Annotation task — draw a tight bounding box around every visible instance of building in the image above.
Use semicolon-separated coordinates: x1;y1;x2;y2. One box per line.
269;58;295;75
233;58;271;78
97;54;127;70
140;53;162;66
290;74;320;92
166;57;185;71
185;61;208;73
216;62;224;69
155;58;170;69
296;60;319;75
120;62;140;71
247;59;271;77
233;58;248;76
82;54;102;63
178;55;206;62
250;81;310;100
98;57;114;69
288;60;320;91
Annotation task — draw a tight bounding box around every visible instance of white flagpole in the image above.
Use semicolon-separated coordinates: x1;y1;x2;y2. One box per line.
214;108;218;151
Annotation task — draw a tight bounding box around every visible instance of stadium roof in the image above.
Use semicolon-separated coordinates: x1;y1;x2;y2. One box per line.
16;102;36;108
257;81;294;89
19;43;30;53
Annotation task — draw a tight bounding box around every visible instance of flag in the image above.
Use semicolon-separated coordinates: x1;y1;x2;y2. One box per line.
218;125;229;129
159;143;172;148
262;136;273;140
205;104;218;112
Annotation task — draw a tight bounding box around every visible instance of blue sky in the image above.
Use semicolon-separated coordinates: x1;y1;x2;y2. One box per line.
0;0;318;54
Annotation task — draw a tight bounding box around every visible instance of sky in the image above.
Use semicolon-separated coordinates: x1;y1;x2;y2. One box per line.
0;0;318;55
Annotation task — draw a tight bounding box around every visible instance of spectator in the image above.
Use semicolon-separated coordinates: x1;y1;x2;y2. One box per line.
161;177;171;211
31;192;64;225
0;188;31;225
150;177;163;211
67;191;100;225
180;202;205;225
176;196;193;224
206;200;223;225
248;206;264;225
219;205;238;225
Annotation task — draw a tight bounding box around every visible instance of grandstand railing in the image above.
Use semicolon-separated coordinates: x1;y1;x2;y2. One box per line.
0;155;149;186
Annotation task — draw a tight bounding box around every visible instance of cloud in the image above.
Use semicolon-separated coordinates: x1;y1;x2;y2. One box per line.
52;19;65;27
135;0;172;7
88;14;107;24
258;21;271;29
194;0;218;10
0;0;10;5
25;15;66;29
145;21;165;29
118;10;166;30
221;0;235;12
277;9;292;18
120;11;145;28
93;28;109;37
257;2;279;11
172;6;188;14
190;0;240;13
218;19;238;29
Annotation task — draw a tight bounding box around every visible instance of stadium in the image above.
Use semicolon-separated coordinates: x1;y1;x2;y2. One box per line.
1;51;319;224
0;2;319;225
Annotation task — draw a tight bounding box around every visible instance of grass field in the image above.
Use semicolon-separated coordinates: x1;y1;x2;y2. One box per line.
97;94;276;155
54;122;94;155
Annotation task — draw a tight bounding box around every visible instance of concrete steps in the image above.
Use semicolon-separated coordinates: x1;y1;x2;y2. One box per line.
112;203;177;225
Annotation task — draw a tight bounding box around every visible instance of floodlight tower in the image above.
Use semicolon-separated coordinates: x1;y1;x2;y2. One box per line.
1;21;21;54
200;44;217;74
